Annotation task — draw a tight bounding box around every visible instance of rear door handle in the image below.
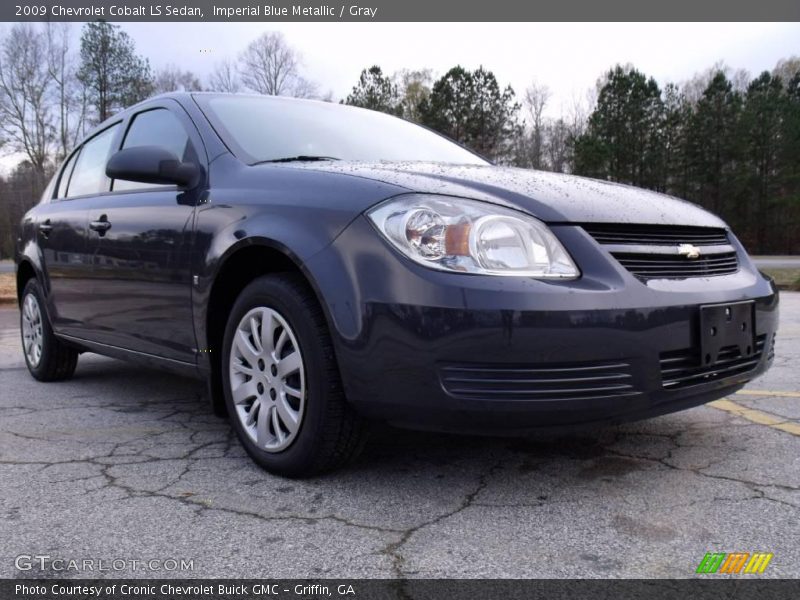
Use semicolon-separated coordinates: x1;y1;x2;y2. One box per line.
38;220;53;237
89;215;112;235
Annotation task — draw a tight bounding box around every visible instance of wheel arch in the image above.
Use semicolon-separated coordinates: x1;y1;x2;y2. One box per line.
16;259;38;306
202;238;336;417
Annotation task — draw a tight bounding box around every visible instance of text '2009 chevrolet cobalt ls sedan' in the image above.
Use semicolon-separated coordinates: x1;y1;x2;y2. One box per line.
16;93;778;476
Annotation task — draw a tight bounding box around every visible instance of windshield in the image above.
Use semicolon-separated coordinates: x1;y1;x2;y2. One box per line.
194;94;488;165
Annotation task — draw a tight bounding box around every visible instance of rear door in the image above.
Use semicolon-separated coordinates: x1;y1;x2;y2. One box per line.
35;123;122;337
81;101;205;363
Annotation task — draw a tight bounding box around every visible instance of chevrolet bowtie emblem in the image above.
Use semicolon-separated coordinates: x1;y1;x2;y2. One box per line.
678;243;701;259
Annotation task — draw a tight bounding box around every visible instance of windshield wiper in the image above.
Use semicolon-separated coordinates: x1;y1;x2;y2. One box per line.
255;155;341;164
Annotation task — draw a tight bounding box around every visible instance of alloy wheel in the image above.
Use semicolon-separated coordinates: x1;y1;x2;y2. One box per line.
21;293;44;368
228;306;306;452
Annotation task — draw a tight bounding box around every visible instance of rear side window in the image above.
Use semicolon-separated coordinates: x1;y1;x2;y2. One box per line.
56;150;80;199
67;125;119;198
39;172;57;204
113;109;193;192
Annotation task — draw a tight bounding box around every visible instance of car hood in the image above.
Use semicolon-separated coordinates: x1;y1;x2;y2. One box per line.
290;161;727;227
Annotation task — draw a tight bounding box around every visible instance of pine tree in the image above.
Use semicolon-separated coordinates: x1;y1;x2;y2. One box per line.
781;72;800;252
739;72;786;252
573;66;664;189
661;83;691;197
419;66;520;162
343;66;402;115
77;21;153;122
686;72;742;222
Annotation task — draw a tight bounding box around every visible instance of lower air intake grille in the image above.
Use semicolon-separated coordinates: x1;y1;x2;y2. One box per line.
660;334;766;389
439;360;638;401
612;252;739;279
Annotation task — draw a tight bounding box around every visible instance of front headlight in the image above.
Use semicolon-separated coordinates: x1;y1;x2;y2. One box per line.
367;194;579;278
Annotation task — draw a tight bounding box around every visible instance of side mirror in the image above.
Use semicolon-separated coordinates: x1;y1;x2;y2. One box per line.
106;146;200;188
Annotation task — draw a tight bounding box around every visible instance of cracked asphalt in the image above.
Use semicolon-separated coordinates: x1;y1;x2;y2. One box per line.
0;294;798;579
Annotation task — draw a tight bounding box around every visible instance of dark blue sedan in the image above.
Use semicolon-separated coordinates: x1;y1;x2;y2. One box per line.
15;93;778;476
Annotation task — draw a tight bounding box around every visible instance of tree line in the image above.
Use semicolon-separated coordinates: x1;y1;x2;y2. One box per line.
1;22;798;258
343;62;800;255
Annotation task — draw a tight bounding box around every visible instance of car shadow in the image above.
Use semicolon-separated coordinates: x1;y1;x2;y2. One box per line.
59;354;696;484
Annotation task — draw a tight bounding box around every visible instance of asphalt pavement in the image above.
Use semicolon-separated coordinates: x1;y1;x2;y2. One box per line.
0;295;798;579
752;257;800;269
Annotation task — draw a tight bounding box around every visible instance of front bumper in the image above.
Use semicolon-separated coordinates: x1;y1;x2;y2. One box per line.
305;217;779;433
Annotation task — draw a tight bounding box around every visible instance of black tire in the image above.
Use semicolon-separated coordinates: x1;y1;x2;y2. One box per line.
221;274;367;477
20;278;78;382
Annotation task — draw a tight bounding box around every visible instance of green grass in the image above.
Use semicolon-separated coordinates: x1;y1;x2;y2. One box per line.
0;273;15;305
761;268;800;291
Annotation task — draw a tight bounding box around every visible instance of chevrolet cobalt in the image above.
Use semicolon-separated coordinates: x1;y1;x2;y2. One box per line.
15;93;778;476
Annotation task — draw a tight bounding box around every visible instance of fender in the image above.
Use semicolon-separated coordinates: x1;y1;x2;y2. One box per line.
191;205;363;374
15;220;46;302
190;154;408;362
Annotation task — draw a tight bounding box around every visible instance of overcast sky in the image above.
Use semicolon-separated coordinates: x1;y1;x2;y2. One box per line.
1;21;799;174
119;21;800;115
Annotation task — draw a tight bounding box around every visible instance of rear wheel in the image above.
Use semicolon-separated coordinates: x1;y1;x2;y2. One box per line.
221;274;367;477
20;279;78;381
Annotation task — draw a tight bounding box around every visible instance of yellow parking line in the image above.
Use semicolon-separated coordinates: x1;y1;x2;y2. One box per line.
736;390;800;398
709;399;800;436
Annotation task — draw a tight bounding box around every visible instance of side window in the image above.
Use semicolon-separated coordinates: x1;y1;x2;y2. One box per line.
67;125;119;198
113;109;194;192
38;172;57;205
56;150;80;199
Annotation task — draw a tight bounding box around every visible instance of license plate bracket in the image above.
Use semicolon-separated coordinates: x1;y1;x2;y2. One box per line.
700;302;755;366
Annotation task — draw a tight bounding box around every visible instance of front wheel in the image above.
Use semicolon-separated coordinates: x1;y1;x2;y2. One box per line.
20;278;78;381
221;274;367;477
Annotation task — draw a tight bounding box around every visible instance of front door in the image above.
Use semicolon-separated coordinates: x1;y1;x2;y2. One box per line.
82;104;204;364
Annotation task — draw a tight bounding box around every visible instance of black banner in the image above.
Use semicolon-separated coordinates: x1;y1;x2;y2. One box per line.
3;0;800;22
4;580;800;600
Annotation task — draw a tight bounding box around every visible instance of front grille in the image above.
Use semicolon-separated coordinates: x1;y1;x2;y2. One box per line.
613;252;739;279
581;224;739;280
660;334;766;389
439;360;639;401
581;224;729;246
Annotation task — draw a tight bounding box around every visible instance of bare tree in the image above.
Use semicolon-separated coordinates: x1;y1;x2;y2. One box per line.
546;118;570;173
396;68;432;122
289;76;319;99
154;64;203;93
550;92;592;175
773;56;800;84
523;81;551;169
682;61;738;105
208;59;241;93
239;32;295;95
238;32;317;97
731;68;751;95
565;90;591;140
0;24;55;185
46;23;87;160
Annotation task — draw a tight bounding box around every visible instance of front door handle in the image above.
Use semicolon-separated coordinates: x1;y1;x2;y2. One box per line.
89;215;112;236
38;220;53;237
